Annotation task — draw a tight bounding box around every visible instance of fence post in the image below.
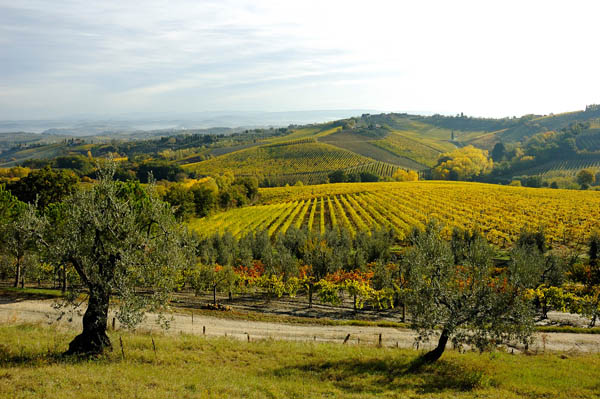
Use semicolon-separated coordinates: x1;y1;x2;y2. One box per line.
119;336;125;360
343;334;351;344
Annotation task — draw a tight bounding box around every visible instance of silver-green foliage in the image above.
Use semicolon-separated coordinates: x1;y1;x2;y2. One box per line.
404;221;541;360
45;163;195;330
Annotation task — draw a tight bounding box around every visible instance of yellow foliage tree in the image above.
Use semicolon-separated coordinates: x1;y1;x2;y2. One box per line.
392;169;419;182
432;145;493;181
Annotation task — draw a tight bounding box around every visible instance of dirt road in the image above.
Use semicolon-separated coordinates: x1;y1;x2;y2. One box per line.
1;298;599;354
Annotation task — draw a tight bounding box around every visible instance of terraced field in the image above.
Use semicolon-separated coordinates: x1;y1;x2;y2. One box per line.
189;181;600;247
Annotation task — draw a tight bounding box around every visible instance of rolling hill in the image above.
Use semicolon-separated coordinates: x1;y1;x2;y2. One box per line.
4;105;600;184
183;140;402;185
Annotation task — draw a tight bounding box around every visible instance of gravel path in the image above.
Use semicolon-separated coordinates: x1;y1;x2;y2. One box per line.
1;299;599;354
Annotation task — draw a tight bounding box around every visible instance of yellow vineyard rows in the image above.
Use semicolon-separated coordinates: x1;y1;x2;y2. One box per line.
188;181;600;247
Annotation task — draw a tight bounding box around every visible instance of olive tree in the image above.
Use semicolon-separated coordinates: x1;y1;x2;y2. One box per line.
0;184;37;287
404;222;542;363
40;164;194;355
3;207;42;288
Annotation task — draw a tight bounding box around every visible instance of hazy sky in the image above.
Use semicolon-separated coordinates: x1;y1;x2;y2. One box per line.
1;0;599;120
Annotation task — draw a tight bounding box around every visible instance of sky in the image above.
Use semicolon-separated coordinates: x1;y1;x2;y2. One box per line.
1;0;599;120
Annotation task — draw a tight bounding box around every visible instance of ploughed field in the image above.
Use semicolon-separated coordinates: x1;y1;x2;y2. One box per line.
189;181;600;247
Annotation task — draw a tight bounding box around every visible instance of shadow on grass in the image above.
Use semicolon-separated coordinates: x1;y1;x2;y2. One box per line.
0;345;113;368
273;355;488;394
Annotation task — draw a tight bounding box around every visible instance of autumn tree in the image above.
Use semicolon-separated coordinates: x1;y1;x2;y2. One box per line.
432;145;493;181
392;169;419;182
39;163;194;355
404;222;541;363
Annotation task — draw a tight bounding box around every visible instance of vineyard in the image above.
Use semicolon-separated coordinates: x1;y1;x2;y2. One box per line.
183;141;374;178
320;130;429;170
266;125;342;144
575;129;600;152
246;161;401;186
189;181;600;247
516;156;600;177
372;131;451;167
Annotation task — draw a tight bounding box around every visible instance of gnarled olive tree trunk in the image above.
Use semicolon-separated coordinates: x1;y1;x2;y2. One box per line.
421;328;449;363
66;287;112;355
43;162;193;356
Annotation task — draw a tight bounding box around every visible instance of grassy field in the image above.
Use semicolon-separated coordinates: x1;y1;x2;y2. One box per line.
0;323;599;398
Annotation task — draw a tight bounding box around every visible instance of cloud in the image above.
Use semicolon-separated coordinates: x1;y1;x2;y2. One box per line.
0;0;599;119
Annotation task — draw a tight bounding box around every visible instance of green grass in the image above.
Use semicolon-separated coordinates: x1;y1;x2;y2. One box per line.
535;326;600;334
1;323;600;398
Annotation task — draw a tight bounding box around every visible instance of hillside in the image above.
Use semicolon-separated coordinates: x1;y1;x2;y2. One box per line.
189;181;600;247
4;105;600;185
183;140;401;185
319;130;430;170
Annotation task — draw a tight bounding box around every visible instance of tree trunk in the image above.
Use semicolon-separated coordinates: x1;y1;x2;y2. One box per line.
61;265;67;293
308;284;313;309
66;289;111;355
213;284;217;306
542;302;548;320
421;329;449;363
13;257;21;288
401;303;406;323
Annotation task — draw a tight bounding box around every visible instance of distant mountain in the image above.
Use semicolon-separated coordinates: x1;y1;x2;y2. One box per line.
0;110;378;135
